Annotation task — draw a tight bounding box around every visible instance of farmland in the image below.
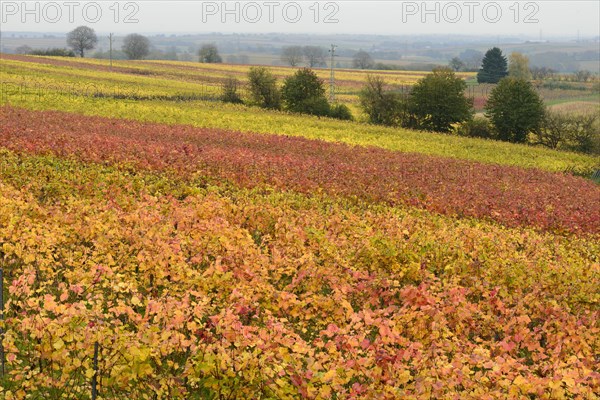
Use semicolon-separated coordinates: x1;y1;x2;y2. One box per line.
0;55;599;399
1;54;444;104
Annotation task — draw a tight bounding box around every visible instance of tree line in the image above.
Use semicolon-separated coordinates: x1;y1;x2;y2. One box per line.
360;47;598;154
222;54;597;155
18;26;596;82
16;26;153;60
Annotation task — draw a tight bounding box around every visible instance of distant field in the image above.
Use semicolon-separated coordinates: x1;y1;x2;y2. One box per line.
4;53;596;115
549;100;600;114
0;54;467;102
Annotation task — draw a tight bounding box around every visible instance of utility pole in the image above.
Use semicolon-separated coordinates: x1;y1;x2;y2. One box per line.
109;33;114;70
328;44;337;102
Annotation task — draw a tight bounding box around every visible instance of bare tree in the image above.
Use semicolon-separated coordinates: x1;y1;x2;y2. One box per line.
122;33;151;60
536;110;599;153
352;50;374;69
459;49;484;71
281;46;304;67
66;26;98;57
303;46;326;68
574;70;592;82
531;66;555;80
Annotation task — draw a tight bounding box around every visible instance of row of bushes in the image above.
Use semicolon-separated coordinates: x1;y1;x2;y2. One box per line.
220;67;353;121
17;47;76;57
358;68;599;155
359;68;473;134
458;113;600;155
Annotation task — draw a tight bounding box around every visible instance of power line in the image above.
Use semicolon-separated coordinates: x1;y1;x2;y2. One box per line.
109;33;114;70
329;44;337;102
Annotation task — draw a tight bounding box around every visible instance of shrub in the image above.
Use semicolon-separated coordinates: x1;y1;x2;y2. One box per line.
329;103;353;121
220;76;244;104
279;68;353;119
296;96;331;117
456;116;496;139
247;67;281;110
30;48;76;57
566;114;599;154
541;81;588;91
359;75;407;126
535;110;569;149
535;111;599;154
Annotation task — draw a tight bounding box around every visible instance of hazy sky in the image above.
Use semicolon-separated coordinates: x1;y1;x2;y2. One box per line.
1;1;599;37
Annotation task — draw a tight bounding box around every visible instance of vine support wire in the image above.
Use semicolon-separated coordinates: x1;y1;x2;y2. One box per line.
0;267;5;376
91;341;99;400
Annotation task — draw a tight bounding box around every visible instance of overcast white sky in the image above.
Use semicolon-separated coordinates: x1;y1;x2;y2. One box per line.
1;1;598;37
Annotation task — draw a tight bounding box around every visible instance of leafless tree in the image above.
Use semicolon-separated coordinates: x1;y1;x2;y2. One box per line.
122;34;151;60
281;46;304;67
353;50;374;69
67;26;98;57
303;46;326;68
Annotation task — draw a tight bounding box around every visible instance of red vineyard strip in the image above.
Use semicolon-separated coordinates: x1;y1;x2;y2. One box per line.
1;106;598;234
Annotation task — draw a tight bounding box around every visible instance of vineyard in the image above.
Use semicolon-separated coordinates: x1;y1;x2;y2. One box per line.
0;55;599;399
1;56;597;175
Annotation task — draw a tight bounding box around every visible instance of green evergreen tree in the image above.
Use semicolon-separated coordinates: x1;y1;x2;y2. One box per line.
477;47;508;84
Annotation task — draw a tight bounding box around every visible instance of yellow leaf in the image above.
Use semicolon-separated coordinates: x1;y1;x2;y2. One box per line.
322;369;336;383
563;377;575;388
320;386;332;398
52;338;65;350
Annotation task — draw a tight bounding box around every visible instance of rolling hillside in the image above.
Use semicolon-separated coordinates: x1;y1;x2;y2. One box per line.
0;55;598;399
